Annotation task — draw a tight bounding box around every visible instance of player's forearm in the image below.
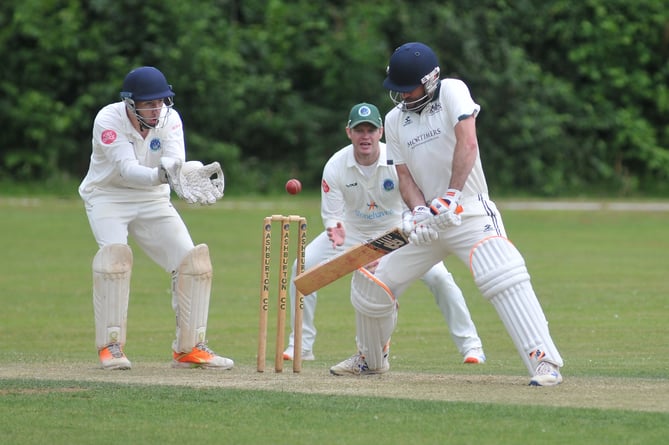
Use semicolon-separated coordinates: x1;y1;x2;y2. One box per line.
449;117;479;190
118;159;163;186
396;164;426;209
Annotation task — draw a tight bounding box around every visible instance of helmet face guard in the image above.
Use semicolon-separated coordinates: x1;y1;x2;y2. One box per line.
120;66;175;129
383;43;440;112
121;95;174;129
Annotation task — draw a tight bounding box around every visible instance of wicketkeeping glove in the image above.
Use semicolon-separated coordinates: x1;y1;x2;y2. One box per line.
183;161;225;205
429;188;463;229
160;157;196;203
160;157;225;205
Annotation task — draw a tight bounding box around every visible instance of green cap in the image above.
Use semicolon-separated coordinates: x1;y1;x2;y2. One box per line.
347;103;382;128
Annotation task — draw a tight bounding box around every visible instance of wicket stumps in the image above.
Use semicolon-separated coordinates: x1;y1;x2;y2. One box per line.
257;215;307;373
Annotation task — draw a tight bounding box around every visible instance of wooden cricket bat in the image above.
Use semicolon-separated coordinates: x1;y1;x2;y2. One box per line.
293;228;409;295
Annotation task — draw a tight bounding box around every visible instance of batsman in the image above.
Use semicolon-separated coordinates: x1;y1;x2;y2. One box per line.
79;66;232;370
330;43;564;386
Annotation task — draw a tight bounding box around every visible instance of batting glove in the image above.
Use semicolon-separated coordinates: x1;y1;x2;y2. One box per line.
406;206;439;246
429;189;463;229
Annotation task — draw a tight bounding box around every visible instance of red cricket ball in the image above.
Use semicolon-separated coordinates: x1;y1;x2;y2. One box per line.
285;178;302;195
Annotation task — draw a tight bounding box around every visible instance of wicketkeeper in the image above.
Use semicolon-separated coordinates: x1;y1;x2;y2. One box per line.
79;66;232;370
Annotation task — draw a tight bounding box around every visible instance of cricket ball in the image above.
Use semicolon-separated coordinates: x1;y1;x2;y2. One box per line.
285;178;302;195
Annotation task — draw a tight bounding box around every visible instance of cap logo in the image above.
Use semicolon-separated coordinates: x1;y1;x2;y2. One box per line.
358;106;372;117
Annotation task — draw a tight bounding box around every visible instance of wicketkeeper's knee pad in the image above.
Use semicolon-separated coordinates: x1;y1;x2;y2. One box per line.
93;244;132;348
172;244;212;352
350;268;397;369
471;236;563;373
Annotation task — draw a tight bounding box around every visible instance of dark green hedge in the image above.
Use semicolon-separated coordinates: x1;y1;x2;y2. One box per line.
1;0;667;196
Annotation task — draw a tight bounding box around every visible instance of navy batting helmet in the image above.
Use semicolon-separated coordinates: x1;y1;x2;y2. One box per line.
383;42;440;93
120;66;174;101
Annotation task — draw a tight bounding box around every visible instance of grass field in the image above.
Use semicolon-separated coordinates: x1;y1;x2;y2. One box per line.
1;195;668;444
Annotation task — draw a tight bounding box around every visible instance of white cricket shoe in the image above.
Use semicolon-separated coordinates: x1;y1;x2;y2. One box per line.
282;345;315;361
529;361;563;386
330;352;389;376
463;347;486;364
99;343;131;370
172;342;234;370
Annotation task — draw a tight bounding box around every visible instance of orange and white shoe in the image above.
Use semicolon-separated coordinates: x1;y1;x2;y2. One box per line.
99;343;131;370
463;347;486;364
172;342;234;370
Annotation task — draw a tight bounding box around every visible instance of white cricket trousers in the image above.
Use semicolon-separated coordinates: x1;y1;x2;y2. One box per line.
84;197;194;272
288;230;482;355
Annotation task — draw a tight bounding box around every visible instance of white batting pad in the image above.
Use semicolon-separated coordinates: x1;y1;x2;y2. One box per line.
471;236;563;374
351;269;397;369
172;244;212;352
93;244;132;348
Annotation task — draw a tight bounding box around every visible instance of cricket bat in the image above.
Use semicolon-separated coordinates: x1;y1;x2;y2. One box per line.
293;228;409;295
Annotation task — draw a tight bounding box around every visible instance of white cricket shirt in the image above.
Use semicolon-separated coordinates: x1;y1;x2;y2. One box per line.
79;102;185;202
384;78;489;202
320;143;403;240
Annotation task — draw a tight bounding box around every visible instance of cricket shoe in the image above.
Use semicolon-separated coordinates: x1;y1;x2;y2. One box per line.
172;342;234;370
330;352;389;376
282;345;315;361
529;361;563;386
99;343;131;370
463;347;486;364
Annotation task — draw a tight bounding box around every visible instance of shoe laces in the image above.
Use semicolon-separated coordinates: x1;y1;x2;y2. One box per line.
346;353;369;372
194;342;215;355
535;361;557;376
107;343;124;358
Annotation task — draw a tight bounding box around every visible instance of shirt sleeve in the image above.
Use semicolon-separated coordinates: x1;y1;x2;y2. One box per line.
384;110;403;165
93;111;162;187
443;79;481;127
320;160;345;229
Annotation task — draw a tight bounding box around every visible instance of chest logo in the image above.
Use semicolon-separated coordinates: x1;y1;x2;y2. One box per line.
426;102;443;115
150;138;161;151
383;179;395;191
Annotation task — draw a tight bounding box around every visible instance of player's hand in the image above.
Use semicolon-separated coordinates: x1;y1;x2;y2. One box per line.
327;222;345;248
183;161;225;205
406;206;439;245
161;158;225;205
160;157;197;204
429;189;463;229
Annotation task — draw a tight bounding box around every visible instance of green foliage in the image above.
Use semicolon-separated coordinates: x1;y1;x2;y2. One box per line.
1;0;668;195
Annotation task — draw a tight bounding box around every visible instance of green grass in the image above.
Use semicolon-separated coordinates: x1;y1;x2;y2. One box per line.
1;195;668;444
1;380;666;445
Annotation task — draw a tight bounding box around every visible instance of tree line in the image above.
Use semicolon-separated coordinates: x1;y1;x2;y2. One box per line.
1;0;667;196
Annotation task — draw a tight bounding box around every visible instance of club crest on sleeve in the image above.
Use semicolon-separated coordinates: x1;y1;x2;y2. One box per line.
101;129;117;144
150;138;161;151
322;179;330;193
